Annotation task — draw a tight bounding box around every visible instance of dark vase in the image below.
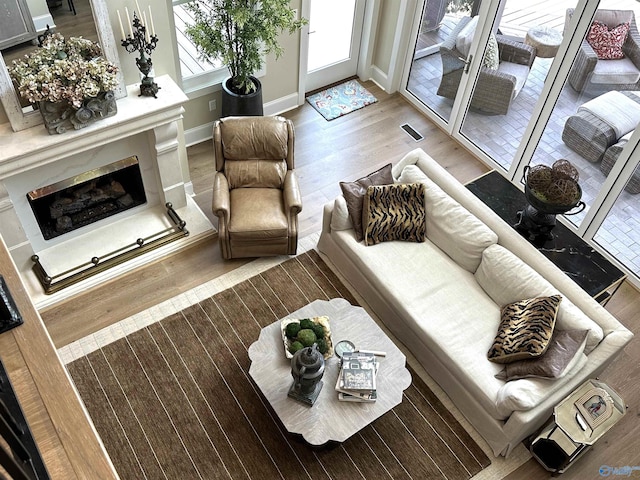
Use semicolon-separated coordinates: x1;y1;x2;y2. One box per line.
221;76;263;117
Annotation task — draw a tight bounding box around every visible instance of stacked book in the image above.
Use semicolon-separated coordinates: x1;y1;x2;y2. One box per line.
335;351;378;402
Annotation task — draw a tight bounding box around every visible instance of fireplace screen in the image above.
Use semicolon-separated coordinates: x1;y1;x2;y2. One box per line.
27;156;147;240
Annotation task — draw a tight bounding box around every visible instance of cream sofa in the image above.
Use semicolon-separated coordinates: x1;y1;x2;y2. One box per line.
317;148;633;457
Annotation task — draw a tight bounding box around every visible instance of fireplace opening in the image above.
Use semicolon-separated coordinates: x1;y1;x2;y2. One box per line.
27;156;147;240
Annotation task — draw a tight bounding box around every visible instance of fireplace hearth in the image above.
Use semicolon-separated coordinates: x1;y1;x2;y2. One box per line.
27;156;146;240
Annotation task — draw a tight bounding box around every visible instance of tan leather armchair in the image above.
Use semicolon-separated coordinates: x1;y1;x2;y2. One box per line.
212;116;302;259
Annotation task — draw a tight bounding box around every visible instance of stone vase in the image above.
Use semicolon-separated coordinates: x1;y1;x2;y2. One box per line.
38;91;117;135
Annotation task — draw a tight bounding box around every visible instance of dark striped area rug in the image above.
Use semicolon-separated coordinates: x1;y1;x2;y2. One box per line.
67;250;491;479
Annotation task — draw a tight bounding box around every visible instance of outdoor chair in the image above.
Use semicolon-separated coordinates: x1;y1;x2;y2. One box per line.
437;16;536;115
212;116;302;259
565;9;640;94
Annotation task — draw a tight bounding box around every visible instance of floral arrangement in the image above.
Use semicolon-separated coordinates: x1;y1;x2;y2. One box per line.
9;33;119;109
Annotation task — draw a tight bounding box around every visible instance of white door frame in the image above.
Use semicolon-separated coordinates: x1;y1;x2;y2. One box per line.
297;0;379;105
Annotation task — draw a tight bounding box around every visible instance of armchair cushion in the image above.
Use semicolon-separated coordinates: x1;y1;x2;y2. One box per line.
591;56;640;84
587;21;630;59
219;117;289;161
228;188;288;240
224;159;287;189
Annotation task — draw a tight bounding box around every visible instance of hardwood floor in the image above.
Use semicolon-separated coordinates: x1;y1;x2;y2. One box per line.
40;82;640;479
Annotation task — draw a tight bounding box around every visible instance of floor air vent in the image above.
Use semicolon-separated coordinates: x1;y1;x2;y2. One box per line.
400;123;423;141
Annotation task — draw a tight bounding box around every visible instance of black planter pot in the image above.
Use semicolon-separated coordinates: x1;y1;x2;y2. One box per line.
221;76;264;117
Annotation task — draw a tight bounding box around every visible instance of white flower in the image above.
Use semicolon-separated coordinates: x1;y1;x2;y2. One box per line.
8;33;118;106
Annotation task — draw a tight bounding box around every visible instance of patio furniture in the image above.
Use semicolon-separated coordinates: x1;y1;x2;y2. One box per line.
525;26;563;58
601;133;640;194
437;16;536;115
565;9;640;94
562;90;640;163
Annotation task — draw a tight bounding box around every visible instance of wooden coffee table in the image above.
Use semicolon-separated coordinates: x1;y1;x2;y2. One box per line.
248;298;412;446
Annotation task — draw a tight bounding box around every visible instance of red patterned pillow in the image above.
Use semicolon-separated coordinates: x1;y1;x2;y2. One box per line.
587;21;630;59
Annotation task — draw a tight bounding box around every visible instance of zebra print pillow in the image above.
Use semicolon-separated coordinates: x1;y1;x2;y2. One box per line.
488;295;562;364
362;183;426;246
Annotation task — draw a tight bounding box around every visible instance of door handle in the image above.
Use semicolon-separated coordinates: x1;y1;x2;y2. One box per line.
457;54;473;73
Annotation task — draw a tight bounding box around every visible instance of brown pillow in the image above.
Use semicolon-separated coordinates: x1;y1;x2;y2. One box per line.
487;295;562;364
495;330;588;381
340;164;393;242
362;183;426;246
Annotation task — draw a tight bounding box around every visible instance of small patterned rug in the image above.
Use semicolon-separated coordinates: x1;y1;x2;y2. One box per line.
306;80;378;121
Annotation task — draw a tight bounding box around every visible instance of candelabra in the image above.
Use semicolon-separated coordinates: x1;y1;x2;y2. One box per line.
120;11;159;97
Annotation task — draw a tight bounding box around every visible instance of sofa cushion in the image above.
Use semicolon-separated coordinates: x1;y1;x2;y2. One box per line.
362;183;426;246
488;295;562;364
475;244;604;353
340;164;393;242
398;165;498;272
495;329;589;381
587;21;629;60
332;228;511;419
330;196;354;231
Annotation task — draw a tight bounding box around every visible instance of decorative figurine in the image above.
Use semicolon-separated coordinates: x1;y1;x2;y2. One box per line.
118;6;160;97
288;343;325;405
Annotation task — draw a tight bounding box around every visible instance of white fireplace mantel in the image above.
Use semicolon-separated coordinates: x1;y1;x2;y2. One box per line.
0;75;215;307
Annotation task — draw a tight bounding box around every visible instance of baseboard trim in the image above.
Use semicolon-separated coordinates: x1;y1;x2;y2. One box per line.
183;93;303;147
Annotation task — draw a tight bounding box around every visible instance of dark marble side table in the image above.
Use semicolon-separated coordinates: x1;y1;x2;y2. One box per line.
466;171;626;305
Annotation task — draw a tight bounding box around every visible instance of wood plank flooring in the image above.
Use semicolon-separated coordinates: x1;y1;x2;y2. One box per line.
40;82;640;479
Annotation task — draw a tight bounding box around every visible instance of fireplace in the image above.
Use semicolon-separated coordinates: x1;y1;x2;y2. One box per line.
27;156;147;240
0;76;216;307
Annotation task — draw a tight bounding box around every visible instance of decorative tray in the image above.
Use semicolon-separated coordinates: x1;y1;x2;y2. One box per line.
281;316;333;359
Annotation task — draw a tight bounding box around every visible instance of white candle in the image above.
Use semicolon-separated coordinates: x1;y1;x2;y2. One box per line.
117;10;126;40
136;0;143;24
148;5;155;36
143;12;150;42
125;7;133;37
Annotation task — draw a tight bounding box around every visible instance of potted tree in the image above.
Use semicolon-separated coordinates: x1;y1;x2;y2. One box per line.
185;0;306;117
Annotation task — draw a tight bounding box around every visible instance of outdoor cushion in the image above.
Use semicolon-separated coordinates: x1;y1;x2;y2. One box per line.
483;33;499;70
590;57;640;85
456;15;479;56
496;62;530;98
578;90;640;138
587;21;629;59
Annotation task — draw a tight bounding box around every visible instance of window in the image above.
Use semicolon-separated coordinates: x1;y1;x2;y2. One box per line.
172;0;228;94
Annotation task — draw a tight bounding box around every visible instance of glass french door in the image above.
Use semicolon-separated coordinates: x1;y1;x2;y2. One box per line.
402;0;640;284
304;0;366;92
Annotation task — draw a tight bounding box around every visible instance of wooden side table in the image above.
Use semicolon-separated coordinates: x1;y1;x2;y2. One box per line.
525;26;563;58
